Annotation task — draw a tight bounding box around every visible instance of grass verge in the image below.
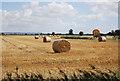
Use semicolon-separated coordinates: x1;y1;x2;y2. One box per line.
2;66;120;81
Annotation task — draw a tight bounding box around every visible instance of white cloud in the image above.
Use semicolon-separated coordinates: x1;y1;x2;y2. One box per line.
23;9;32;17
75;2;118;22
83;0;119;2
23;1;39;9
2;2;77;32
1;0;119;2
1;2;118;33
90;2;118;17
0;10;2;31
26;2;77;17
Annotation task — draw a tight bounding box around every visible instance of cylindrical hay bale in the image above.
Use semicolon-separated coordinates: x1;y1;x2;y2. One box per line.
49;35;52;37
93;29;100;36
56;35;60;37
35;36;39;39
98;36;106;42
52;39;71;53
43;36;51;42
42;35;45;38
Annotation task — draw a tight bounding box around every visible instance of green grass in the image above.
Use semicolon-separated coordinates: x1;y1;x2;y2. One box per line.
107;38;120;41
2;66;120;81
61;36;120;41
61;36;94;40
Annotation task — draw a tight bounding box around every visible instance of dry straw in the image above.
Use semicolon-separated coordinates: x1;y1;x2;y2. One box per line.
98;36;106;42
52;39;71;53
43;36;51;42
35;36;39;39
93;29;100;36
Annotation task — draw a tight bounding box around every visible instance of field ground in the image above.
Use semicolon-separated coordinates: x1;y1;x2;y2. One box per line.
0;35;119;77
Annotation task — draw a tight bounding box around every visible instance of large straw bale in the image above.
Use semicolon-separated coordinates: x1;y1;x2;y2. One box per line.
52;39;71;53
93;29;100;36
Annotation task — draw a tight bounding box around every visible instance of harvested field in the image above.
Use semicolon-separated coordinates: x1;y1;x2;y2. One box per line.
1;35;119;77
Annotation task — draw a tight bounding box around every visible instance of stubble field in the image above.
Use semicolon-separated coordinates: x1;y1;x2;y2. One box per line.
1;35;119;77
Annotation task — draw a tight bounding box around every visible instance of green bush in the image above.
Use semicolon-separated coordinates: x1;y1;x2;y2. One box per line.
61;36;93;40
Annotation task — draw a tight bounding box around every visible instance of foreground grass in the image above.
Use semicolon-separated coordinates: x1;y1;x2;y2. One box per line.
2;66;120;81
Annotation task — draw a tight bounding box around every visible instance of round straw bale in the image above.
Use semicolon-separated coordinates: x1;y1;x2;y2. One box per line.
41;35;47;38
52;39;71;53
57;35;60;37
98;36;106;42
35;36;39;39
93;29;100;36
43;36;51;42
42;35;45;38
49;35;52;37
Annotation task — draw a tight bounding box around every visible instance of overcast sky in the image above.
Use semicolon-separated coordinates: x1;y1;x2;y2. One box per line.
0;1;119;34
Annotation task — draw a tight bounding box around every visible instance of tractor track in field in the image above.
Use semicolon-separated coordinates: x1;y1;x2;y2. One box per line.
2;37;32;53
2;37;48;54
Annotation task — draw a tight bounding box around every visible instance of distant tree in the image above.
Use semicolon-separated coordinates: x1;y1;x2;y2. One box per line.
25;33;27;35
111;30;115;36
52;32;55;36
107;32;112;35
79;31;83;36
101;33;106;36
47;33;50;35
107;29;120;36
1;33;5;35
115;29;120;36
69;29;73;35
35;33;39;35
35;34;38;35
56;33;62;35
40;33;43;35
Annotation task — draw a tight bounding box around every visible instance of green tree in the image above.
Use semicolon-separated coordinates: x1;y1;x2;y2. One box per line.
52;32;55;36
79;31;83;36
69;29;73;35
115;29;120;36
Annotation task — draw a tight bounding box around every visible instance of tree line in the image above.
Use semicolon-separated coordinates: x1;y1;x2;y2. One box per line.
1;29;120;36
